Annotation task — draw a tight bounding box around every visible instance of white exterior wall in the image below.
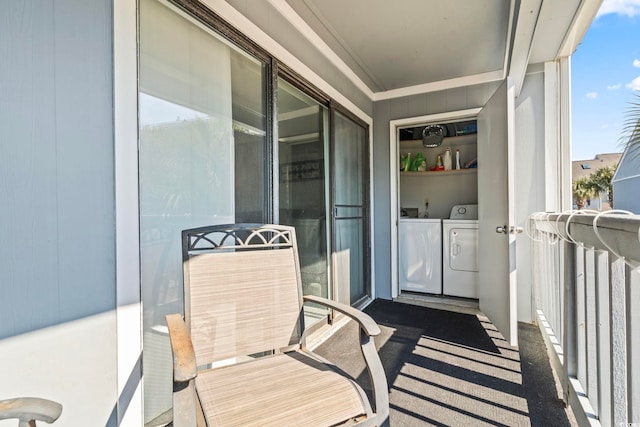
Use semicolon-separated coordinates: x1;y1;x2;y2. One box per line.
512;61;573;322
514;67;547;322
0;1;122;426
542;59;573;213
114;0;144;425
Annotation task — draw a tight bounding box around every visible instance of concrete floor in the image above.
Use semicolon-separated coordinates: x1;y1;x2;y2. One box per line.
314;299;576;427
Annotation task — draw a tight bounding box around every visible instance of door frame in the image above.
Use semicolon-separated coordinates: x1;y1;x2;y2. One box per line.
388;108;481;298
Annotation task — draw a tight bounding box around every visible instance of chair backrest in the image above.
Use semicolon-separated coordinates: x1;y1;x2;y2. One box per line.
182;224;305;366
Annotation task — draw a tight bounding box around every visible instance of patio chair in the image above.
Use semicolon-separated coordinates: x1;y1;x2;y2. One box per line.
0;397;62;426
166;224;389;427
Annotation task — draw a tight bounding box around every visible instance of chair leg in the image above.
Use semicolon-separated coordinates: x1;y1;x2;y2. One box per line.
173;379;197;427
360;331;390;426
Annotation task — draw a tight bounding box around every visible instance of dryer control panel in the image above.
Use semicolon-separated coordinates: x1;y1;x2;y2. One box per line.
449;204;478;220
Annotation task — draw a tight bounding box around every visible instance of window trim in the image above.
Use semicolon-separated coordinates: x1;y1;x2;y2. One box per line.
166;0;271;63
166;0;371;233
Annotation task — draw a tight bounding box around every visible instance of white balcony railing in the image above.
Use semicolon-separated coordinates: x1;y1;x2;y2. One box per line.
529;211;640;427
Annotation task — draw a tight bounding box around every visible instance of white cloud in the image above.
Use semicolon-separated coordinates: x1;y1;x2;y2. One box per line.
634;59;640;67
607;83;622;90
597;0;640;17
626;76;640;91
586;92;599;99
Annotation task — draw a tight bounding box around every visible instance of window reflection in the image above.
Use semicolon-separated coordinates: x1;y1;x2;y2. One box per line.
139;0;267;421
278;79;330;324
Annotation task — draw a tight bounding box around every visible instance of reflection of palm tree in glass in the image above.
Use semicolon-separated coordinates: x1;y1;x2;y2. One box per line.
140;116;232;218
140;115;233;326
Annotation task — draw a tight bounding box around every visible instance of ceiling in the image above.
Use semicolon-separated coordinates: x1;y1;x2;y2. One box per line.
274;0;598;98
284;0;511;93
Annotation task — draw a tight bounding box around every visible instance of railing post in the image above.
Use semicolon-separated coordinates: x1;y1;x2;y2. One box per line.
626;265;640;424
595;250;611;427
585;248;599;416
610;257;627;426
563;238;576;404
576;245;587;389
557;241;565;347
554;240;562;342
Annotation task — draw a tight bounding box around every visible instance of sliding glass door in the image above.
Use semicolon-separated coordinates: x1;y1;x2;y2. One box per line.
277;79;331;325
139;0;268;422
332;111;371;306
138;0;371;421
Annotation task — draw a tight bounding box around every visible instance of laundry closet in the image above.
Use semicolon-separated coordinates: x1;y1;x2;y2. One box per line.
397;119;479;299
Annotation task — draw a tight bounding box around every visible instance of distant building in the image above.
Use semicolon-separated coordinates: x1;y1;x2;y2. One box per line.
572;153;622;210
612;143;640;214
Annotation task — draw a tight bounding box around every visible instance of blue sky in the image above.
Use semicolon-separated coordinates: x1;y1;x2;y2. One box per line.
571;0;640;160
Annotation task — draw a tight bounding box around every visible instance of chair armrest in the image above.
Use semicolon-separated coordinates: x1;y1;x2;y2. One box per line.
303;295;381;336
166;314;197;383
303;296;390;424
0;397;62;424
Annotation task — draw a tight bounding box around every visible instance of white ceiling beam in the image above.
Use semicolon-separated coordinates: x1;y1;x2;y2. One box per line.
267;0;375;99
372;70;505;102
508;0;543;97
557;0;603;58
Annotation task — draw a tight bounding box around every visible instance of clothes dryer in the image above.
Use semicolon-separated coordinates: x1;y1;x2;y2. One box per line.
442;205;479;298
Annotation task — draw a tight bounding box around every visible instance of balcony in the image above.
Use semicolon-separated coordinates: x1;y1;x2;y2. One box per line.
529;212;640;426
311;212;640;427
315;300;576;426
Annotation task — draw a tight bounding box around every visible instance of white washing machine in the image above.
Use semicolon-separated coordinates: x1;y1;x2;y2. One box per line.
442;205;479;299
399;218;442;294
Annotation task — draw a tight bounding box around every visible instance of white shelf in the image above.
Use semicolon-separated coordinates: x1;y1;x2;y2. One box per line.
400;168;477;177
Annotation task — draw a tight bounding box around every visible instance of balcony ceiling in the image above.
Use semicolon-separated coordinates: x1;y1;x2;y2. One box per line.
284;0;511;93
223;0;599;99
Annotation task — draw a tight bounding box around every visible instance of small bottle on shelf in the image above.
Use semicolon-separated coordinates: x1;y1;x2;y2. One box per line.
443;148;452;171
455;149;461;170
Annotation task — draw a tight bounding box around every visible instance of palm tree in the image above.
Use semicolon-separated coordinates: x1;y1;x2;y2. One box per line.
572;176;597;210
620;94;640;160
588;165;616;208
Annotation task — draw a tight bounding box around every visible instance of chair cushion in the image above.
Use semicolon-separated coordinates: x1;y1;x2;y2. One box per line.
195;350;369;426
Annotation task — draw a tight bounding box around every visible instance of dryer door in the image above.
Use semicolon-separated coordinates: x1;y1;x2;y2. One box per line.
448;228;478;272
